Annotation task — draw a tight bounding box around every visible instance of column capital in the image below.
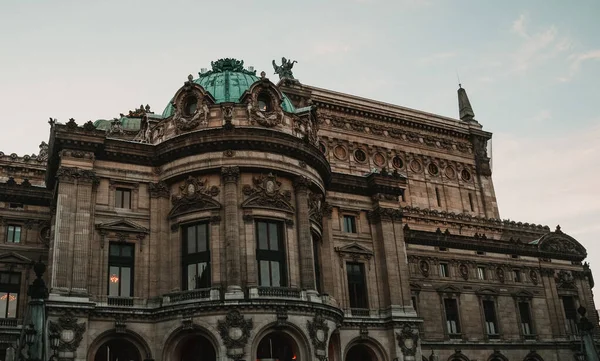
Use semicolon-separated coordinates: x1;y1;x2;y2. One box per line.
367;206;403;223
293;176;311;192
221;166;240;183
149;181;170;198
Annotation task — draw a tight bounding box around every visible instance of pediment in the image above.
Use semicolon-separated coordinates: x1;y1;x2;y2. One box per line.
436;284;461;294
513;290;534;298
0;252;33;265
169;196;221;218
475;287;499;296
538;227;586;257
334;243;374;257
95;219;149;234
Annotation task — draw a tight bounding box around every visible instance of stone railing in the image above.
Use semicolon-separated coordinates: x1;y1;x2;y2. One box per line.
162;288;217;304
0;318;20;327
256;287;302;299
94;296;156;308
349;308;372;317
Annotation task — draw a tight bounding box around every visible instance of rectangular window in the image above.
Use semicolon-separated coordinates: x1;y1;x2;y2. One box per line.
439;263;449;278
483;300;499;335
313;236;322;293
518;302;533;335
0;272;20;319
513;270;522;283
256;220;286;287
444;298;461;334
182;223;210;290
6;225;21;243
347;262;368;309
468;193;474;212
562;296;578;334
108;243;134;297
115;188;132;209
477;267;486;280
435;187;441;207
342;215;357;233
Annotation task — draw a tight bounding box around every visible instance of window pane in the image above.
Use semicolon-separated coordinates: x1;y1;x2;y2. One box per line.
108;266;120;296
115;190;123;208
187;226;196;254
123;190;131;209
197;262;209;288
187;263;197;290
120;267;131;297
7;293;17;318
7;226;14;242
13;227;21;243
9;274;19;285
257;222;268;250
109;245;120;257
0;274;9;284
121;245;133;258
271;261;281;287
197;224;207;252
268;223;279;251
0;292;7;318
260;260;271;286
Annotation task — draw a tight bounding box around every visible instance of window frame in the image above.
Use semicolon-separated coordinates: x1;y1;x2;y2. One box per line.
439;263;450;278
6;224;22;244
182;222;211;290
477;266;486;280
107;243;135;298
562;295;579;335
443;297;462;337
312;233;322;293
256;220;287;287
342;215;357;234
482;299;500;337
346;261;369;310
0;272;20;319
517;300;535;337
513;269;522;283
115;187;132;209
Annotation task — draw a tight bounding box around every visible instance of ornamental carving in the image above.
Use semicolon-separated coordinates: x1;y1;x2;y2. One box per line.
556;270;576;289
37;142;49;162
335;243;373;269
396;324;419;357
47;312;87;352
221;166;240;183
246;88;284;128
459;263;469;280
496;267;505;283
56;167;99;185
149;181;170;198
419;260;430;277
538;226;586;257
367;207;402;223
169;177;221;217
307;313;329;358
241;173;294;213
173;96;209;133
529;270;539;285
217;310;253;358
308;191;324;225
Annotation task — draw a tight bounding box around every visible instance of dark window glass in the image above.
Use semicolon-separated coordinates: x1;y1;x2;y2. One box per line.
468;193;474;211
313;235;322;293
6;225;21;243
0;272;19;319
184;96;198;115
435;187;441;206
108;243;134;297
115;188;132;209
519;302;533;335
257;93;271;112
346;262;368;309
514;270;522;283
256;220;286;287
411;296;418;312
444;298;461;334
483;300;498;335
477;267;486;280
562;296;578;334
343;215;357;233
440;263;449;277
182;223;210;290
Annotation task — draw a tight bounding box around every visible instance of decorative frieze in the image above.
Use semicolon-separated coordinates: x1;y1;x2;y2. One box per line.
56;167;99;185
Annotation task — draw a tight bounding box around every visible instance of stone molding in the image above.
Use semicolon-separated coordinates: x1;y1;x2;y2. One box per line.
56;167;99;185
367;207;402;223
149;181;170;198
221;166;240;184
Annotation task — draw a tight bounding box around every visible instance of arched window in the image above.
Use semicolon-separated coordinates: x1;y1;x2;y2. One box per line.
257;332;298;361
178;335;216;361
94;339;141;361
346;344;376;361
257;93;272;112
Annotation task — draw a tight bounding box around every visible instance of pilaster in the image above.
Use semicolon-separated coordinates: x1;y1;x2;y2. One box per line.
222;166;242;295
294;176;316;291
149;181;170;296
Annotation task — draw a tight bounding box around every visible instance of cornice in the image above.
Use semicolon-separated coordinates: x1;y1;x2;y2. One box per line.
0;182;52;206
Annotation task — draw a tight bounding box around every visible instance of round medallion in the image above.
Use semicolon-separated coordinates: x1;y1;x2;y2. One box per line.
404;338;414;349
316;329;325;342
373;152;386;167
428;163;439;176
61;329;74;342
445;166;456;179
333;145;348;160
354;149;367;163
409;160;422;173
187;183;196;194
228;327;243;341
392;156;404;169
461;169;472;182
265;180;276;194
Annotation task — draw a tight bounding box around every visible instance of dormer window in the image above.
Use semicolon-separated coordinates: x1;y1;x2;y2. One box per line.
184;96;198;116
257;93;271;112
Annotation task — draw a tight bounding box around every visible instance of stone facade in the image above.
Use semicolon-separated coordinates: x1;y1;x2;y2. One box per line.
0;59;594;361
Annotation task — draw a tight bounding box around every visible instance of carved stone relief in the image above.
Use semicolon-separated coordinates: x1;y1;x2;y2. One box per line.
47;312;87;352
396;324;419;357
307;313;330;359
241;173;294;213
217;310;253;359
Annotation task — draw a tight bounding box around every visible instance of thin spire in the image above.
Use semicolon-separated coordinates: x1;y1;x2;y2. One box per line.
457;84;475;121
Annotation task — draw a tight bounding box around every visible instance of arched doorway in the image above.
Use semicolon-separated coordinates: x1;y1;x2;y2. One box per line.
94;339;141;361
257;332;299;361
346;344;376;361
176;335;216;361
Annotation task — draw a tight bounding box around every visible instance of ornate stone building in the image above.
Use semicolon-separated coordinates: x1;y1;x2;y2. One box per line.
0;58;595;361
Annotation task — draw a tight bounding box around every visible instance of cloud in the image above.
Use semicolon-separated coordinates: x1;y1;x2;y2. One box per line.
511;14;528;38
559;49;600;82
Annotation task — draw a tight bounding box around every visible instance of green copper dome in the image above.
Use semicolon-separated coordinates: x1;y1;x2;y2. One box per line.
162;58;295;117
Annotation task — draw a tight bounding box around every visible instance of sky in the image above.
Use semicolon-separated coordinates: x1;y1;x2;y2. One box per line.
1;1;599;291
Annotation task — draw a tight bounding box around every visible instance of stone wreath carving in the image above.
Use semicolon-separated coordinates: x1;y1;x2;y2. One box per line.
217;310;253;358
396;324;419;357
307;313;330;358
173;100;209;133
246;96;284;128
241;173;294;213
169;176;221;217
47;312;87;352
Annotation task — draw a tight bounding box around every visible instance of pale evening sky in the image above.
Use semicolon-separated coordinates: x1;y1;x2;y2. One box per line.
1;1;599;286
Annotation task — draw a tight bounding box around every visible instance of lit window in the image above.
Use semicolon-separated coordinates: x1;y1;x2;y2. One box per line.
256;220;286;287
108;243;134;297
183;223;210;290
440;263;449;278
343;215;357;233
115;188;132;209
347;262;368;309
444;298;461;334
0;272;20;318
477;267;486;280
6;225;21;243
483;300;499;335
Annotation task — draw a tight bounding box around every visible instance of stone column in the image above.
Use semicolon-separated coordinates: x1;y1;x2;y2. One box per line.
148;181;170;296
320;203;336;297
540;268;563;337
222;166;242;295
293;176;316;292
71;174;97;294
